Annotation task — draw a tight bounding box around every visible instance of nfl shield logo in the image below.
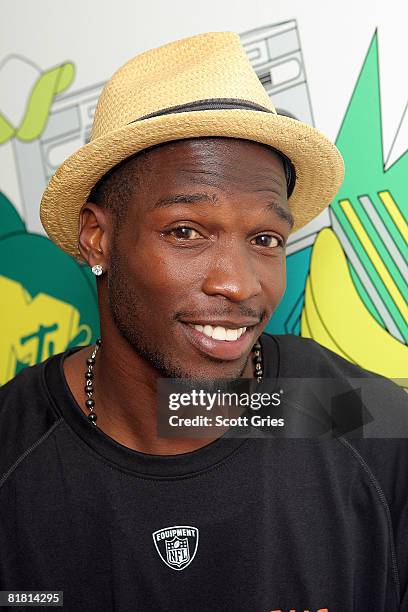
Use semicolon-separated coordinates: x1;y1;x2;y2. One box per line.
152;525;199;571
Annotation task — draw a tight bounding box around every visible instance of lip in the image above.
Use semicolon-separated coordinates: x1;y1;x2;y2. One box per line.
180;322;257;360
180;319;259;329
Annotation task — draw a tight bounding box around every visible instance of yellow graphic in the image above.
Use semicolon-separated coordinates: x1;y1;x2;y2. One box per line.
301;229;407;386
378;191;408;241
338;198;408;319
0;275;92;385
0;62;74;143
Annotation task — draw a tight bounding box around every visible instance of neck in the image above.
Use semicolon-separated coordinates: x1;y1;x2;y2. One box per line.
64;330;257;456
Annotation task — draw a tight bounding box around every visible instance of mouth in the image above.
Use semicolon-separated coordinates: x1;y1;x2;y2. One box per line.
179;321;259;361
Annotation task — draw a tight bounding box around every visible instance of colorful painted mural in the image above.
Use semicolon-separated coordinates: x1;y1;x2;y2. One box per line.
0;191;99;384
268;33;407;386
0;24;406;386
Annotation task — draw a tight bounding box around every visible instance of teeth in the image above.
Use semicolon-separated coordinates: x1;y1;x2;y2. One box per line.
203;325;213;337
189;324;247;341
212;326;226;340
226;328;238;341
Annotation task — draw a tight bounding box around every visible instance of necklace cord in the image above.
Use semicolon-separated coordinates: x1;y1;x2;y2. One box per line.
84;338;263;426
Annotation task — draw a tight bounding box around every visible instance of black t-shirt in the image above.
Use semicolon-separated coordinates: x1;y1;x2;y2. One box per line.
0;332;407;612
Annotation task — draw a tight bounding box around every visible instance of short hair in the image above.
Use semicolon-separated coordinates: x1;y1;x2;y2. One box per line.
87;138;295;228
87;147;152;229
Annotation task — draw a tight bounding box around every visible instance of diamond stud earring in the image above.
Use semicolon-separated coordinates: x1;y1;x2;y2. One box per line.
91;265;104;276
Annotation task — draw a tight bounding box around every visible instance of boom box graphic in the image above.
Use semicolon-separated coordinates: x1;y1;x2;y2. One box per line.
11;20;316;249
241;22;327;254
12;80;104;234
240;21;314;125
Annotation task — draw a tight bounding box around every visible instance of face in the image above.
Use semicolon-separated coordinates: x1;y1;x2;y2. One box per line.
84;138;294;380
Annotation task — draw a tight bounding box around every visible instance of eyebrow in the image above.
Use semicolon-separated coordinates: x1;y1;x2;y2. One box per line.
265;201;295;230
152;193;295;230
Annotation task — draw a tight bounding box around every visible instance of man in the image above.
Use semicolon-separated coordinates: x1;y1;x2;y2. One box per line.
0;32;407;612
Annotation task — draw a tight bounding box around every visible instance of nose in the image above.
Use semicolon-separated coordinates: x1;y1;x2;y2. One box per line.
201;238;262;302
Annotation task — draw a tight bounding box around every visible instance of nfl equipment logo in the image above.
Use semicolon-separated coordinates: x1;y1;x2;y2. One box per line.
152;525;199;571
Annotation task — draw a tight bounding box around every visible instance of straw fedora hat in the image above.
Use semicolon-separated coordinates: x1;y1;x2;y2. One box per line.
40;31;344;260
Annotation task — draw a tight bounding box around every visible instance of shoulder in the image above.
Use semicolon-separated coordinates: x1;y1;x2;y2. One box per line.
265;332;406;404
0;355;63;487
263;334;408;497
264;335;408;572
268;332;407;428
0;354;60;414
264;332;381;378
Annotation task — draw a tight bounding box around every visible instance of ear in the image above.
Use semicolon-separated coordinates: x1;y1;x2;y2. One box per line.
78;202;110;268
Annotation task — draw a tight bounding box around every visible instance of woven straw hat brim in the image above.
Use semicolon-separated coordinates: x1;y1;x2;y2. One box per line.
40;108;344;260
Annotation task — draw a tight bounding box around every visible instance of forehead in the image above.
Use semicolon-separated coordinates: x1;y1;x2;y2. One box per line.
143;137;284;169
137;137;288;192
124;137;294;230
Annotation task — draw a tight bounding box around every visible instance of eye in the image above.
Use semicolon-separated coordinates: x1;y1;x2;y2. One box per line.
251;234;284;248
165;226;202;240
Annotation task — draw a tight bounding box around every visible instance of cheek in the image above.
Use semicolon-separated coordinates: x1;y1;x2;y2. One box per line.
125;235;286;301
260;256;286;299
276;256;287;291
127;248;198;296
